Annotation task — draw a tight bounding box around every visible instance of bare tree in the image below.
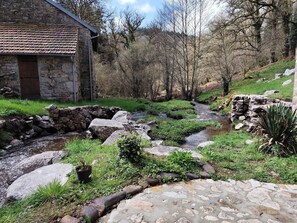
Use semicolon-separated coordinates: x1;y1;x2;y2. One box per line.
57;0;105;30
158;0;210;100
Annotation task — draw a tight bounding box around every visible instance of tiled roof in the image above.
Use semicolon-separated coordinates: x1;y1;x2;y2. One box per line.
0;24;78;55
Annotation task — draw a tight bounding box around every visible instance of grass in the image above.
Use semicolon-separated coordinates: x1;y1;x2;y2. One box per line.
0;138;203;223
150;118;215;146
198;60;295;110
0;97;147;117
200;130;297;184
0;96;195;119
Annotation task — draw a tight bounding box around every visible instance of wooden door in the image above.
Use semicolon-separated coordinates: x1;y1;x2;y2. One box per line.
18;56;40;99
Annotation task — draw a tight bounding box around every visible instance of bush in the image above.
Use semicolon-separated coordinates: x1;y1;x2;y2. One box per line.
258;104;297;156
117;133;143;163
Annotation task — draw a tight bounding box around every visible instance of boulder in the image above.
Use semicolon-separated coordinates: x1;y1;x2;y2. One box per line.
197;141;214;148
283;68;295;76
112;111;131;124
6;163;73;201
282;79;292;86
88;119;124;141
144;146;203;160
151;140;164;146
102;130;128;145
10;151;67;181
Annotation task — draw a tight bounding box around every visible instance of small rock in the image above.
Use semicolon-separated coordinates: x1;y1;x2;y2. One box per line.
202;164;215;174
123;185;143;196
197;141;214;148
42;116;50;121
235;123;245;130
152;140;164;146
282;79;292;86
158;113;168;119
81;206;99;223
283;68;295;76
256;78;266;83
275;73;282;79
263;90;279;96
239;116;246;121
200;171;211;179
245;140;254;145
147;120;157;126
60;215;80;223
147;177;160;186
10;139;23;146
44;104;57;111
186;173;200;180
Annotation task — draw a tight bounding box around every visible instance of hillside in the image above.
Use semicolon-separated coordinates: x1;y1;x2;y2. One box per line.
198;60;295;111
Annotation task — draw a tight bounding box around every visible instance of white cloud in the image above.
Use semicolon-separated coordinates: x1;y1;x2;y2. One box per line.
138;3;155;13
119;0;136;4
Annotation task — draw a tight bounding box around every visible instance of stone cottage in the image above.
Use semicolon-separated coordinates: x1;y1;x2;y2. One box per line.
0;0;98;101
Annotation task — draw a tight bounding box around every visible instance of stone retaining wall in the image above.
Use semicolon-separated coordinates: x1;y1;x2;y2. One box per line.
231;95;292;132
0;106;120;149
48;105;120;132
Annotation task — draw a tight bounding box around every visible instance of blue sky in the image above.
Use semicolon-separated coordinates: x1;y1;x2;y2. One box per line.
107;0;164;26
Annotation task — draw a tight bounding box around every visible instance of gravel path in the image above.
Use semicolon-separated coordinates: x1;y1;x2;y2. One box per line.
100;179;297;223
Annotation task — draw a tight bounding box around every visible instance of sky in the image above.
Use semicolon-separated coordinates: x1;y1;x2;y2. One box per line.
107;0;164;26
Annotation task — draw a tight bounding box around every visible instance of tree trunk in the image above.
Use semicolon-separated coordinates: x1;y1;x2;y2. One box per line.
283;14;291;58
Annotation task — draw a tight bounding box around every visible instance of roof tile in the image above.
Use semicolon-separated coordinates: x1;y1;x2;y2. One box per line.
0;24;78;55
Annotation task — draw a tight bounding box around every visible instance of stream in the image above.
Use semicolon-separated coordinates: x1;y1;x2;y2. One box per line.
0;102;230;206
182;102;232;149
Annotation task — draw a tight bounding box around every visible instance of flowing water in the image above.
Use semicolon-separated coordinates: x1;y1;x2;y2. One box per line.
182;102;232;149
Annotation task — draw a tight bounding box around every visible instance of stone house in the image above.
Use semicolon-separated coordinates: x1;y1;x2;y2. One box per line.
0;0;98;101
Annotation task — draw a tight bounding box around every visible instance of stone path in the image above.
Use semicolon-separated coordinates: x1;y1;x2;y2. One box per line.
100;179;297;223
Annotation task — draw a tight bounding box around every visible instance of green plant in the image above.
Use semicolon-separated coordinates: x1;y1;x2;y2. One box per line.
167;151;198;172
117;133;143;163
29;180;66;206
258;104;297;156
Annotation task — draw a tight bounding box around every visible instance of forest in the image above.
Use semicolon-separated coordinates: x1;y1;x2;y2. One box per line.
57;0;297;100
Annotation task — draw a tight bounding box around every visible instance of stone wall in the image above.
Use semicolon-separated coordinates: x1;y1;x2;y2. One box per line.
0;105;120;149
231;95;292;132
48;105;120;132
0;0;94;100
38;56;77;101
0;56;20;94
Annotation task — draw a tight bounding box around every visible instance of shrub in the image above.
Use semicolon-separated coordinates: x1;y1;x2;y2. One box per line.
258;104;297;156
117;133;143;163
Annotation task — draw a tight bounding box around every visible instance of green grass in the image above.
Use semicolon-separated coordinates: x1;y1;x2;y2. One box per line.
150;119;215;146
0;97;196;119
0;138;202;223
200;131;297;183
198;60;295;110
0;97;148;117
